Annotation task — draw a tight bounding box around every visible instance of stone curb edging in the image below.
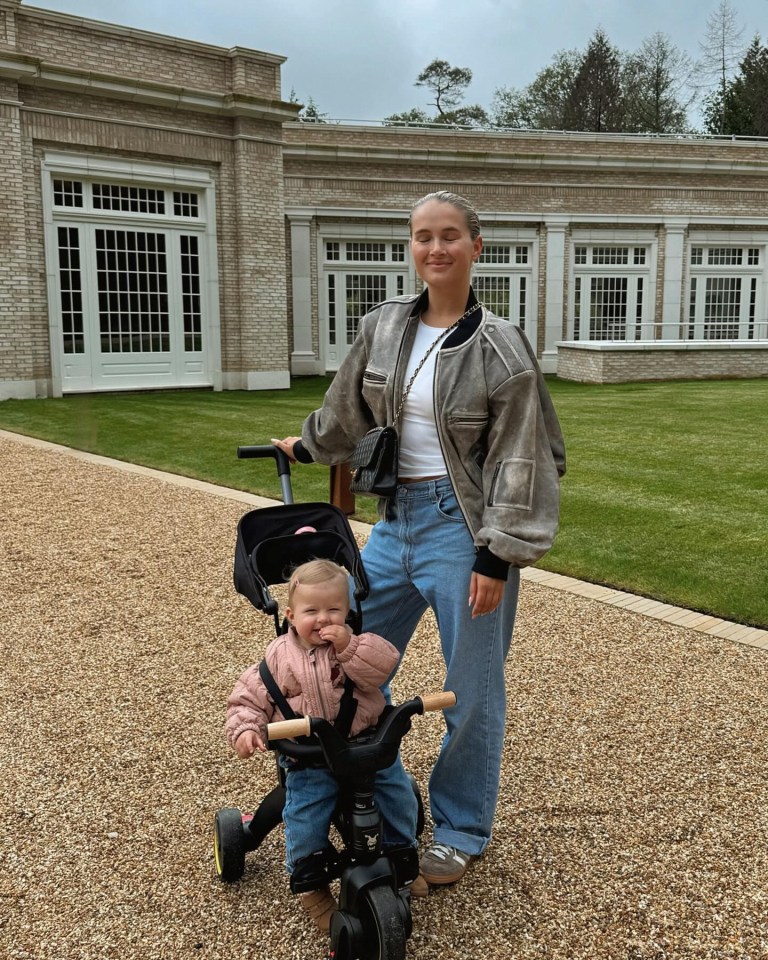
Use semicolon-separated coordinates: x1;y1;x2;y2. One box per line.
3;429;765;651
521;566;768;650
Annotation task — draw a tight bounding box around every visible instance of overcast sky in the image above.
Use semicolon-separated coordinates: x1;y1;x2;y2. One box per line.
26;0;768;123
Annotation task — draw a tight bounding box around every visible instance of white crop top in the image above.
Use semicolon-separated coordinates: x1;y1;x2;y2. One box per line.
396;321;449;478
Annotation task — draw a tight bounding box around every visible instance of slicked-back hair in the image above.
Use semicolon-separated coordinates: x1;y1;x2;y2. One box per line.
408;191;481;240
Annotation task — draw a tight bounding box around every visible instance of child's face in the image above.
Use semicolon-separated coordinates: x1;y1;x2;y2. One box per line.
287;580;349;646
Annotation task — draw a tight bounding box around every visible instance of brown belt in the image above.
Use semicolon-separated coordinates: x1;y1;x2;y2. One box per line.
397;475;446;484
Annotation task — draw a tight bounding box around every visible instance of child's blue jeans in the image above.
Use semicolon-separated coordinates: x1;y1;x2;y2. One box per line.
282;752;418;874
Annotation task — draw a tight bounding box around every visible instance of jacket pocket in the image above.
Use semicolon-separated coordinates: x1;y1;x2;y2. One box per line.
489;458;535;510
361;367;390;419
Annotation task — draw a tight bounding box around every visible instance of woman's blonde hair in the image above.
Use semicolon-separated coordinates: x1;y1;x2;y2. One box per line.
287;558;350;606
408;191;481;240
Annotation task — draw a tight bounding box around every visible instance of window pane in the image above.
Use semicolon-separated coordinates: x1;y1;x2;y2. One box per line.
474;275;510;321
590;276;628;339
173;191;200;218
57;226;85;354
703;277;740;338
53;179;84;208
328;275;336;345
96;229;169;352
707;247;742;266
180;234;202;352
346;242;386;262
592;247;629;266
345;274;387;343
92;182;166;215
478;244;511;264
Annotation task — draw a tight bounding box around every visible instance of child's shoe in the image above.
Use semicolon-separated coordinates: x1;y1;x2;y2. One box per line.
300;885;337;932
408;873;429;898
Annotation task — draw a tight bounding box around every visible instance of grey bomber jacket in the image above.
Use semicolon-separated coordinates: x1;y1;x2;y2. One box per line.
298;291;566;573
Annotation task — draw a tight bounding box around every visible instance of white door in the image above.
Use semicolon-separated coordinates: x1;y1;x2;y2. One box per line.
54;223;209;392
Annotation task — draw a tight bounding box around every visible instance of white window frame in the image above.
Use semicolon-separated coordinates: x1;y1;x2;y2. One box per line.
42;152;221;396
686;232;768;341
474;228;538;346
568;231;657;342
318;223;415;371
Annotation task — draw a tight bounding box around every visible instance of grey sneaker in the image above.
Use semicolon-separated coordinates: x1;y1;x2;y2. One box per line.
419;842;473;885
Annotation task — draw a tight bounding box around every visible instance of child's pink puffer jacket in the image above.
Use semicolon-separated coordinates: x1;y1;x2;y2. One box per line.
225;627;399;748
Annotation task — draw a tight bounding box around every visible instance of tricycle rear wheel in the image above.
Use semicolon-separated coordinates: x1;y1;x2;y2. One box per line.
213;807;246;882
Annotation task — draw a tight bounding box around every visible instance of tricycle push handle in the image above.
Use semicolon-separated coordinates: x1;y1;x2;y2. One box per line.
236;443;293;504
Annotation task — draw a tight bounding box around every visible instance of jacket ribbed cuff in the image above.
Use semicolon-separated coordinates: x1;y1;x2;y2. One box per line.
293;439;314;464
472;547;511;580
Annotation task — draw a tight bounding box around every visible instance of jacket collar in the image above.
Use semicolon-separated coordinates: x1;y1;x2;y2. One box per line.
409;288;482;348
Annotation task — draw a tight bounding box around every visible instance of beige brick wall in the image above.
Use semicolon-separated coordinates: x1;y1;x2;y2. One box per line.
15;6;282;100
0;84;32;385
1;2;295;395
557;345;768;383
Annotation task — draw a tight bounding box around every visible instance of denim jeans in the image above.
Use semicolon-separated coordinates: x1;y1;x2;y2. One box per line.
282;753;419;874
360;476;520;856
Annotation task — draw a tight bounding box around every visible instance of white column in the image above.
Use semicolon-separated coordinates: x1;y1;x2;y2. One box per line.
541;219;568;374
288;214;319;375
661;221;687;340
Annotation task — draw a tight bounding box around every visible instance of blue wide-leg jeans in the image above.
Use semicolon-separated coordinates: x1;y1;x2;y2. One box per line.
360;477;520;856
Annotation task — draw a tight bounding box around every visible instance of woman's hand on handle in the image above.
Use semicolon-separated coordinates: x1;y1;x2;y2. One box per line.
468;572;505;619
271;437;301;464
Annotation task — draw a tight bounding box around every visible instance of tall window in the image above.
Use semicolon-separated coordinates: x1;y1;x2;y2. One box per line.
687;244;764;340
475;243;532;330
570;242;652;341
46;155;214;394
323;240;408;351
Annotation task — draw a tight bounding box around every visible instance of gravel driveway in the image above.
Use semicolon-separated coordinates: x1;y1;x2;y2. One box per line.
2;433;767;960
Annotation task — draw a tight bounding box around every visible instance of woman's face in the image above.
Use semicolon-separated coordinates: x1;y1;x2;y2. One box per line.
410;200;482;291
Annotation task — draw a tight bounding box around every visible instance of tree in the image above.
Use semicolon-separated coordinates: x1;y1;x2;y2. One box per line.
415;59;472;116
707;35;768;136
383;107;433;127
622;33;695;133
384;58;489;128
288;88;328;123
492;50;581;129
563;29;624;132
697;0;745;133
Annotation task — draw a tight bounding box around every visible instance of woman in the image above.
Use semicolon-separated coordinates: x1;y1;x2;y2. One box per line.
274;191;565;888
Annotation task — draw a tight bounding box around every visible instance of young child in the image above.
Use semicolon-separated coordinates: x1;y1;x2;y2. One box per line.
225;559;423;931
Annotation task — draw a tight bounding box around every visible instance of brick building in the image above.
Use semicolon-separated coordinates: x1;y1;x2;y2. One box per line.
1;0;767;399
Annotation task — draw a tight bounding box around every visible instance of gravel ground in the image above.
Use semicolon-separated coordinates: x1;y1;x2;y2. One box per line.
2;434;767;960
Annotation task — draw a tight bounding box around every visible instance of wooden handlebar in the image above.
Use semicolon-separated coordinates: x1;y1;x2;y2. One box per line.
267;717;311;740
266;692;456;740
420;691;456;712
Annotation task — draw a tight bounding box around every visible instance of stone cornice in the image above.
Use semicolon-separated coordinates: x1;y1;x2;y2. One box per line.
0;53;299;122
282;125;768;177
16;4;286;65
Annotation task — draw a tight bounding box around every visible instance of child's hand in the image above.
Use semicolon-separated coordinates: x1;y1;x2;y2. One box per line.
318;623;352;653
234;729;266;757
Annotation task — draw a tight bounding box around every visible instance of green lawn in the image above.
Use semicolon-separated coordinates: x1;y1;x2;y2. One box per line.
1;378;766;628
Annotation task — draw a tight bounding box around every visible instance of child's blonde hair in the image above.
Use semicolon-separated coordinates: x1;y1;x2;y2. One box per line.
287;559;350;606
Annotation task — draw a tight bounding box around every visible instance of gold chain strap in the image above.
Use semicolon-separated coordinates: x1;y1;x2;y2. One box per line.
393;303;481;427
